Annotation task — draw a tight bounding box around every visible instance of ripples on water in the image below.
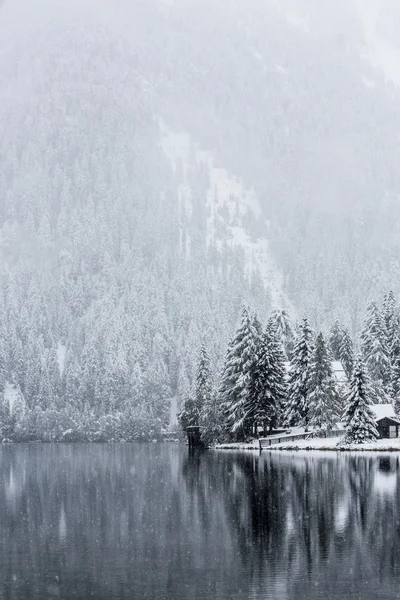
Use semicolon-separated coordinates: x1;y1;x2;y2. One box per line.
0;444;399;600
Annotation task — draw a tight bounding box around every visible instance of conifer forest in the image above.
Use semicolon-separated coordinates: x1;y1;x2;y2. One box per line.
2;0;400;444
4;2;400;600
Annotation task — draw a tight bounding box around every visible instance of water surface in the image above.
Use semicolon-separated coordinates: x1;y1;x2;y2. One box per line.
0;444;399;599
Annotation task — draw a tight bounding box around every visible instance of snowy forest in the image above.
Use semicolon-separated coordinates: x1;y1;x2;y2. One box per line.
179;292;400;445
2;0;400;441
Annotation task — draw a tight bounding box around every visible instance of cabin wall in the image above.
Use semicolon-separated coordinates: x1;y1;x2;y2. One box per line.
376;418;400;439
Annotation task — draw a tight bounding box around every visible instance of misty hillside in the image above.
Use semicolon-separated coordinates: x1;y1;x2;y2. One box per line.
1;0;400;435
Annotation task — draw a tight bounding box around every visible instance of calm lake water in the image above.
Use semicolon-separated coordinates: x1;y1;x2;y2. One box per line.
0;444;400;600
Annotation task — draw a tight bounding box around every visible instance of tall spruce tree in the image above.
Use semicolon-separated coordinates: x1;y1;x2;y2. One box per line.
390;331;400;409
383;291;397;355
219;306;259;438
270;308;294;359
361;302;381;362
308;332;340;431
329;320;343;361
178;394;198;431
284;317;313;429
179;345;213;430
251;311;263;337
342;355;378;445
246;319;287;433
361;301;390;396
392;355;400;415
200;388;222;445
339;327;354;380
195;345;213;406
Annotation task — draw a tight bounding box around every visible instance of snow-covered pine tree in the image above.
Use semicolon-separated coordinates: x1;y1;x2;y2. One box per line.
219;306;259;439
270;308;294;359
383;291;397;355
368;319;389;386
392;353;400;415
308;332;340;432
251;311;263;337
178;394;198;431
200;388;223;445
342;355;378;445
361;302;380;361
390;331;400;407
284;317;313;429
361;301;390;397
246;319;287;434
339;327;354;380
329;320;343;361
0;323;7;394
368;332;390;387
195;345;213;408
178;345;212;432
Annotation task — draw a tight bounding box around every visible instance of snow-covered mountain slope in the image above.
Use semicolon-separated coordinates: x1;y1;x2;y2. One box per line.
160;123;289;309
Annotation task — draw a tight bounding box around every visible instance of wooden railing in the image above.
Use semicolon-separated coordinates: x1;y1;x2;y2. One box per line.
259;429;345;450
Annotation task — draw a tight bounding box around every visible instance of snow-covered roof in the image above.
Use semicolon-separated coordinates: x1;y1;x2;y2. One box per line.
332;361;347;383
371;404;400;422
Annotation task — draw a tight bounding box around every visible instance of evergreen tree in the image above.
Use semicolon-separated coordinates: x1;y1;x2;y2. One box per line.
329;320;343;361
64;349;82;412
339;327;354;380
270;308;294;359
360;302;380;361
368;332;390;385
284;317;314;429
195;345;213;405
308;332;340;431
219;306;259;438
392;354;400;415
178;393;199;430
246;320;287;433
179;345;213;431
0;325;7;394
200;388;223;445
383;291;397;354
251;311;263;337
361;301;390;395
390;330;400;406
342;355;378;445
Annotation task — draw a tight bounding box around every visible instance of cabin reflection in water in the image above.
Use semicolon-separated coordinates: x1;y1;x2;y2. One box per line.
378;456;399;473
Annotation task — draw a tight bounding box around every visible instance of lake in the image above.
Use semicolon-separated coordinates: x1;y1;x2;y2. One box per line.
0;444;399;600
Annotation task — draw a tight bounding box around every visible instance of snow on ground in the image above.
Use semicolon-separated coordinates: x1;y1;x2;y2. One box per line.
215;435;400;452
159;121;290;309
268;437;400;451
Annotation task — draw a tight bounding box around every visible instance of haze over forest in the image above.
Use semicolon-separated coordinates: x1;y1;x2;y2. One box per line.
1;0;400;438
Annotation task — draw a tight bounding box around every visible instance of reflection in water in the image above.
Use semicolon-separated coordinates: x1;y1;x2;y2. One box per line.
0;445;399;599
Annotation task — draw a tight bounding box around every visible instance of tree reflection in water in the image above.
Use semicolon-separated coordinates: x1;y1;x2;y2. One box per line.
0;444;399;600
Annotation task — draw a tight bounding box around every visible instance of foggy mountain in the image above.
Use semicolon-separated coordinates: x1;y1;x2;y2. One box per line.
1;0;400;434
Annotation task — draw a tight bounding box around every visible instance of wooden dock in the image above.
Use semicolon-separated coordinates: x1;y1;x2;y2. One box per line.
186;426;204;448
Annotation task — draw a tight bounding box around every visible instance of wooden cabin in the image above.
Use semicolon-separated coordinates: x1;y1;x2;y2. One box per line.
371;404;400;439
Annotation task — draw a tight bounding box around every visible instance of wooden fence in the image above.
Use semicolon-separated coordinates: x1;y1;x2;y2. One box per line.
259;429;345;450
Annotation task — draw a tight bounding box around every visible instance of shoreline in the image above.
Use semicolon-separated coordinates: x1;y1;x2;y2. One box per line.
214;437;400;452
